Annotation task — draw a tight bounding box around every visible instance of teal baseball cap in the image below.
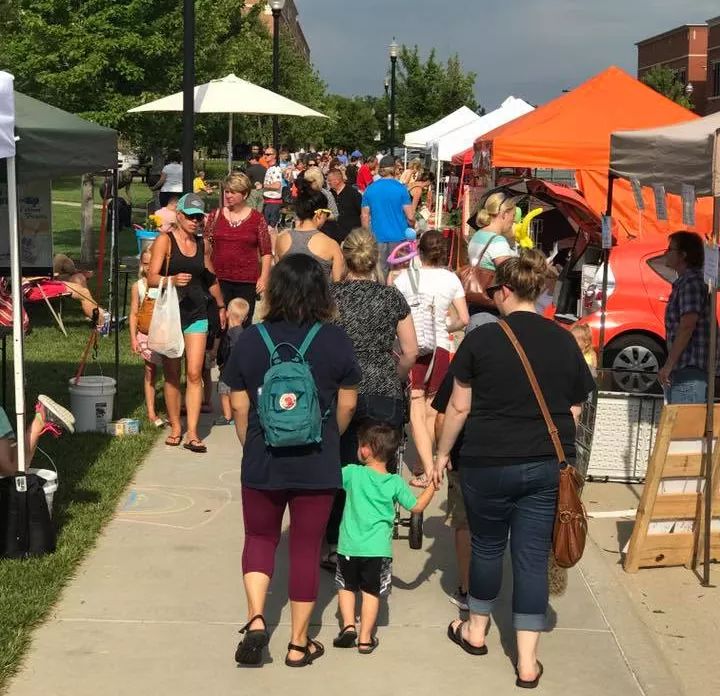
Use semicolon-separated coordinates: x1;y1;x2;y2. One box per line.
177;192;205;216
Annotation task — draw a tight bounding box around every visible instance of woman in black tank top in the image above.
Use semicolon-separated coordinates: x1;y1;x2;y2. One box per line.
148;193;227;453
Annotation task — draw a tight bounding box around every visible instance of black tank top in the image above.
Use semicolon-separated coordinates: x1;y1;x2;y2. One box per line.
166;231;208;328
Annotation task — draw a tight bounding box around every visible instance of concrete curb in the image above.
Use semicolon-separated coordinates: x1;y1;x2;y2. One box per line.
579;536;686;696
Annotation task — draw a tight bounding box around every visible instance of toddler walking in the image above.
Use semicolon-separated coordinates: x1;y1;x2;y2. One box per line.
215;298;250;425
129;249;164;427
333;422;436;654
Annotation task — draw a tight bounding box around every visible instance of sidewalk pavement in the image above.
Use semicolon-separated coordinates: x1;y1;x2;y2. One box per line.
5;419;684;696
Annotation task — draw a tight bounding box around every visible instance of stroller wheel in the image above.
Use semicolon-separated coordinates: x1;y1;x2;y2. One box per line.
409;511;423;549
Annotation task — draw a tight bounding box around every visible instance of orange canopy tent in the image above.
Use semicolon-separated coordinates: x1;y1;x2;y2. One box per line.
457;66;712;240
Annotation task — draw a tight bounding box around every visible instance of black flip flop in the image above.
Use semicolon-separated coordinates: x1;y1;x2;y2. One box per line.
358;636;379;654
516;661;544;689
447;621;488;656
183;439;207;453
165;434;182;447
235;615;269;666
285;639;325;667
332;625;357;648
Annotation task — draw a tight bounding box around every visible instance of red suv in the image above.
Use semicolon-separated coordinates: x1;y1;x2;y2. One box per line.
578;240;675;393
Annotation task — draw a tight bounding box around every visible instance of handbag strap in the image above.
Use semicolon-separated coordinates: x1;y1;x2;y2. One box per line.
498;319;567;464
474;234;500;267
408;266;421;295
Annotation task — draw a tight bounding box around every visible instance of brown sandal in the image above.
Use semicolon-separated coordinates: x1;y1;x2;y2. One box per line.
165;434;182;446
183;439;207;453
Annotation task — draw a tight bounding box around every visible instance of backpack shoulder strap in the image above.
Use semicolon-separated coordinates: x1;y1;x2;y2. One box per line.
297;322;322;358
407;266;420;295
256;323;278;361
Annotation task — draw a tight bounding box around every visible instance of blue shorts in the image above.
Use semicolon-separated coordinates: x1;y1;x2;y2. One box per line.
183;319;209;335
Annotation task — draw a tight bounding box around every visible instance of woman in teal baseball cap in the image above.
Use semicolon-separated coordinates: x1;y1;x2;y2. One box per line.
148;192;227;453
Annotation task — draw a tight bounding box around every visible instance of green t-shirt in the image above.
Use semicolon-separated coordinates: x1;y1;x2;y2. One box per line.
337;464;418;558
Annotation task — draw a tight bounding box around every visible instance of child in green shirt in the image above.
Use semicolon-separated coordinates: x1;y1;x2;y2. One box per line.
333;422;436;654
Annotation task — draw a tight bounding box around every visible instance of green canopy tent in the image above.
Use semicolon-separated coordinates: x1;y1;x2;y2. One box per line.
13;92;117;181
2;90;119;460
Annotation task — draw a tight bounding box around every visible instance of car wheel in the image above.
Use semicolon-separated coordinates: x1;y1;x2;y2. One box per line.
604;334;665;394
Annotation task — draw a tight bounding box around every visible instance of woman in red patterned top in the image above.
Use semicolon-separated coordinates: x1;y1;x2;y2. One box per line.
206;173;272;326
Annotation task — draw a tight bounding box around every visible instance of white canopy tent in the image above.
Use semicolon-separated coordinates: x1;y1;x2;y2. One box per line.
0;71;26;471
402;106;481;150
128;73;328;173
609;113;720;586
429;97;535;163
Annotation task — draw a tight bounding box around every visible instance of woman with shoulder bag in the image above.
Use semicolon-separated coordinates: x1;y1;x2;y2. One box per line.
461;192;519;319
432;249;595;689
322;228;419;566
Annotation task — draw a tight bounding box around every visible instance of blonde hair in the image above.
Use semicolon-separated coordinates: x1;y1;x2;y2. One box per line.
494;248;551;302
303;166;325;192
342;228;380;277
571;324;593;352
223;172;252;195
476;192;517;227
227;297;250;325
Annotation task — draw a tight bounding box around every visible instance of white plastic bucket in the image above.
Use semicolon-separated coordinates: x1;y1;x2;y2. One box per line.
29;468;58;516
68;376;117;432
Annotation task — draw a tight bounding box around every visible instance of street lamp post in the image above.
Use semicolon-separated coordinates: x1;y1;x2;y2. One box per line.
384;77;390;146
182;0;195;192
270;0;286;153
389;39;398;156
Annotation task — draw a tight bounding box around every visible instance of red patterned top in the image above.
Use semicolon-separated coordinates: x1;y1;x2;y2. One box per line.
208;208;272;284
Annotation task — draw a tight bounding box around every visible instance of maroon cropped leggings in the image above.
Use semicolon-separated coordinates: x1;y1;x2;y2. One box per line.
241;486;335;602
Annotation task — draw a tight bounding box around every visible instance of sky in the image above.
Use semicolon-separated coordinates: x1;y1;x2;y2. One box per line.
299;0;719;111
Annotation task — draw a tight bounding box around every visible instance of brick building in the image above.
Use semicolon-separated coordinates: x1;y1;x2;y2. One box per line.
707;17;720;114
244;0;311;62
636;24;708;114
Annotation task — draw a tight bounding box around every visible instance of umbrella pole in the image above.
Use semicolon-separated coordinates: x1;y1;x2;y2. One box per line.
227;113;233;175
7;157;26;472
435;165;442;229
112;169;120;386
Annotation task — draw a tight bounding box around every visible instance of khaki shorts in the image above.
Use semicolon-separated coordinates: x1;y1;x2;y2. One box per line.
446;470;468;529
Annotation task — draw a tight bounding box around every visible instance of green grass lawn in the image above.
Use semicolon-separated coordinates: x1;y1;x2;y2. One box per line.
0;187;165;688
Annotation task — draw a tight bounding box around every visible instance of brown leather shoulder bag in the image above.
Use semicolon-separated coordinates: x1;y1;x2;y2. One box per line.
498;320;588;568
137;250;170;335
457;234;499;309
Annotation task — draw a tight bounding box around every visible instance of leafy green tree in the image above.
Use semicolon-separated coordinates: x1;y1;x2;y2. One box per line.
395;46;477;142
641;66;693;109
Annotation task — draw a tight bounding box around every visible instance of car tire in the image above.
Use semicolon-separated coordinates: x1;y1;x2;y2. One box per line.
604;334;666;394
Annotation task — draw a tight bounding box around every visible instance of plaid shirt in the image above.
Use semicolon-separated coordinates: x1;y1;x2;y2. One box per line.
665;267;719;372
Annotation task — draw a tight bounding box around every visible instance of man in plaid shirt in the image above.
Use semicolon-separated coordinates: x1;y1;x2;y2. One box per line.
658;231;719;404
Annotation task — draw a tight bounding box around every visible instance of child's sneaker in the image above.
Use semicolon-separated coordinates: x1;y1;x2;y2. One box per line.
448;587;469;611
97;310;111;337
36;395;75;436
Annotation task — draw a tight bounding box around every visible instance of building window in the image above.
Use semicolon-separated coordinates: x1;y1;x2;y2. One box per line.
713;62;720;97
676;68;687;86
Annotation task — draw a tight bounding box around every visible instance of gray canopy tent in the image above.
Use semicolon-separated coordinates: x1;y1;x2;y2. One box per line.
610;112;720;585
2;84;118;471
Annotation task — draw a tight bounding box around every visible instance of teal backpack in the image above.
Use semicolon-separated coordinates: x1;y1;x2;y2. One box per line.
256;322;324;448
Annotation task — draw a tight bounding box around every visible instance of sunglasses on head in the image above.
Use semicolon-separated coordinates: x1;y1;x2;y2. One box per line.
315;208;332;216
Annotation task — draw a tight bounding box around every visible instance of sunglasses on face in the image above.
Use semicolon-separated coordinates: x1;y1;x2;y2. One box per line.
265;152;276;157
185;214;204;222
486;283;513;300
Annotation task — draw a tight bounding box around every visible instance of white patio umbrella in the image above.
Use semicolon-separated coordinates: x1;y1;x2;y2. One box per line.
128;73;328;173
0;71;26;471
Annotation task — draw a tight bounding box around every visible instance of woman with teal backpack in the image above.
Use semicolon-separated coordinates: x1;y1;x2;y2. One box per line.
223;254;360;668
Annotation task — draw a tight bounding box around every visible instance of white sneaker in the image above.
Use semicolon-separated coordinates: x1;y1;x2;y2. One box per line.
37;394;75;434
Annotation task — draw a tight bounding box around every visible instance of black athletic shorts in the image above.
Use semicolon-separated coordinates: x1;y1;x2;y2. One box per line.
335;555;392;597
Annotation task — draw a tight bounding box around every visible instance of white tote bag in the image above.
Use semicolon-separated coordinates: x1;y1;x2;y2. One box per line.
406;267;436;356
147;277;185;358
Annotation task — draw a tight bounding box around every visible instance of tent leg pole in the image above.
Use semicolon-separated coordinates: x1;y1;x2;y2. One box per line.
702;192;720;587
227;114;233;175
598;174;615;372
7;157;26;473
112;169;120;387
2;334;6;407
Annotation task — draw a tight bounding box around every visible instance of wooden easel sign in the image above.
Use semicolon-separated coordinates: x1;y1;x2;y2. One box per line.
624;404;720;573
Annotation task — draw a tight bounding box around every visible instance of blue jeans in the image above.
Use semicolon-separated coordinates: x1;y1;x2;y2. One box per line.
378;241;404;279
667;367;707;404
460;460;559;631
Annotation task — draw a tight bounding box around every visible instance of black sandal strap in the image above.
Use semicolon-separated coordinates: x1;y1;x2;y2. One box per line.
287;642;309;654
339;625;357;635
239;614;266;634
